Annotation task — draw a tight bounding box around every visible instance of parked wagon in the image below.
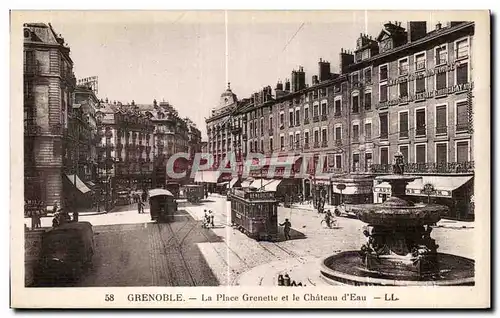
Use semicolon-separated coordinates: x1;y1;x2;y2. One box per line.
230;188;279;241
148;188;177;223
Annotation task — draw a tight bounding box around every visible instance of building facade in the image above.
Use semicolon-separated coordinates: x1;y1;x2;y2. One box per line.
23;23;76;210
205;20;475;220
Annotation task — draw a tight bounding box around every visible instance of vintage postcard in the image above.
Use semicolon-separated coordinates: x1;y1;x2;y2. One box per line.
10;10;490;309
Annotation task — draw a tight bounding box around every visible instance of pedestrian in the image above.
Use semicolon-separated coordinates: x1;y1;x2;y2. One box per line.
209;210;214;227
141;190;147;203
137;199;144;214
34;209;41;229
279;218;291;240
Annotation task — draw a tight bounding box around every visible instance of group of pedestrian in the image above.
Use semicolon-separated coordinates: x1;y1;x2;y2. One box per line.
51;201;79;228
203;209;214;228
25;199;44;230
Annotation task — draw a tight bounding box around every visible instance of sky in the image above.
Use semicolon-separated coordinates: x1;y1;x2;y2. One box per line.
40;11;452;139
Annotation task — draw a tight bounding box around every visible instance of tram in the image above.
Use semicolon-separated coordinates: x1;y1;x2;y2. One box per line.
229;188;279;241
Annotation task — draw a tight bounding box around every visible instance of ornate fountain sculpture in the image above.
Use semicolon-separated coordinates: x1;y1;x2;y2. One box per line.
319;152;474;286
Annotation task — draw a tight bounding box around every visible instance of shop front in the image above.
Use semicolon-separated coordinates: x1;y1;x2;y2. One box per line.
331;175;374;205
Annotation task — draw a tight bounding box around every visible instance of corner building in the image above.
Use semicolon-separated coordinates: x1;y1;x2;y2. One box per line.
344;21;475;220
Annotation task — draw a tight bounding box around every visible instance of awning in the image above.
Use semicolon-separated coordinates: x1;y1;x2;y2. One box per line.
65;174;91;194
250;179;267;189
241;178;254;188
406;176;473;198
244;156;301;169
148;188;174;197
229;177;240;188
264;179;282;192
194;170;220;183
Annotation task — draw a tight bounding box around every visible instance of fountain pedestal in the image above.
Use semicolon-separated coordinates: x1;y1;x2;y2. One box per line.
319;152;474;286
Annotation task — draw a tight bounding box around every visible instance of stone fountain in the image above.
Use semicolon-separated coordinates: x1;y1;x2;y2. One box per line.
320;152;474;286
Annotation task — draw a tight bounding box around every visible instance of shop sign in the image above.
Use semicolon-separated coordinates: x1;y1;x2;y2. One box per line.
376;82;473;109
388;63;460;86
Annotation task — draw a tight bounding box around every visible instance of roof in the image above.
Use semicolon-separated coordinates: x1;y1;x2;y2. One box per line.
148;189;174;197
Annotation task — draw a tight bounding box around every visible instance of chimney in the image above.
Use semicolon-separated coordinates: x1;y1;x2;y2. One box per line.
339;50;355;75
436;22;442;30
312;75;319;85
284;79;291;92
318;58;331;82
407;21;427;42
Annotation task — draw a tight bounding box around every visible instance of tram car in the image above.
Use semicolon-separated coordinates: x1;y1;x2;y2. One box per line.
230;188;278;241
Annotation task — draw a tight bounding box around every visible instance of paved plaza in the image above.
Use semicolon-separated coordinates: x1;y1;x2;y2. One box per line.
25;194;474;286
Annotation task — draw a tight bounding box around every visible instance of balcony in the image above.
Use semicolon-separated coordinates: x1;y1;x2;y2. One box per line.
436;126;448;135
399;130;409;139
304;143;310;150
313;142;320;148
335;139;342;146
334;111;341;117
399;67;409;76
268;128;274;136
279;124;284;131
231;126;241;134
304;118;310;125
313;116;320;123
456;123;470;133
321;141;328;148
380;133;389;140
370;161;474;174
415;128;426;138
321;114;327;121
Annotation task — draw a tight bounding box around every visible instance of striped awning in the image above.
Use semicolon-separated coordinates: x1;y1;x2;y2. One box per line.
65;174;91;194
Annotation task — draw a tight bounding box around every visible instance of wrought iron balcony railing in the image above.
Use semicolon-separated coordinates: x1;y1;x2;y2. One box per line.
436;126;448;135
370;161;474;174
303;118;310;125
321;114;328;121
313;116;320;123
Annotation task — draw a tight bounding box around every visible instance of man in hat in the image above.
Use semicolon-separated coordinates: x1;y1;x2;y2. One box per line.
279;218;292;240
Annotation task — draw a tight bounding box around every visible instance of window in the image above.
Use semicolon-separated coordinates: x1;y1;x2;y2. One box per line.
320;88;327;97
352;154;360;172
352;124;359;142
436;143;448;163
351;72;359;83
399;111;409;138
304;131;309;145
289;111;294;127
335;155;342;169
415;52;426;71
435;44;448;65
255;141;258;152
280;113;284;126
380;147;389;165
399;145;409;163
269;137;273;152
352;95;359;113
456;61;469;85
456;100;469;132
379;113;388;139
365;122;372;140
334;99;341;116
399;81;408;98
415;75;426;93
436;72;447;90
379;65;388;81
314;130;319;145
456;38;469;59
364;68;372;84
249;122;253;138
399;58;409;76
416;144;426;163
261;140;264;152
416;108;426;136
321;102;327;116
304;107;309;120
280;136;285;150
295;109;300;126
321;128;327;144
260;118;264;135
288;134;294;148
456;141;470;163
313;104;319;118
335;126;342;140
295;132;300;148
365;152;373;171
436;105;447;134
379;83;388;102
364;92;372;110
269;116;273;130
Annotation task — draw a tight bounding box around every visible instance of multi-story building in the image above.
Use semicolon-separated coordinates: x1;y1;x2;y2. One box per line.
95;101;155;203
23;23;77;211
343;21;475;220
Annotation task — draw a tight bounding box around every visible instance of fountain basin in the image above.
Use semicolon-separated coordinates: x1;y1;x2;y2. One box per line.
320;251;475;286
